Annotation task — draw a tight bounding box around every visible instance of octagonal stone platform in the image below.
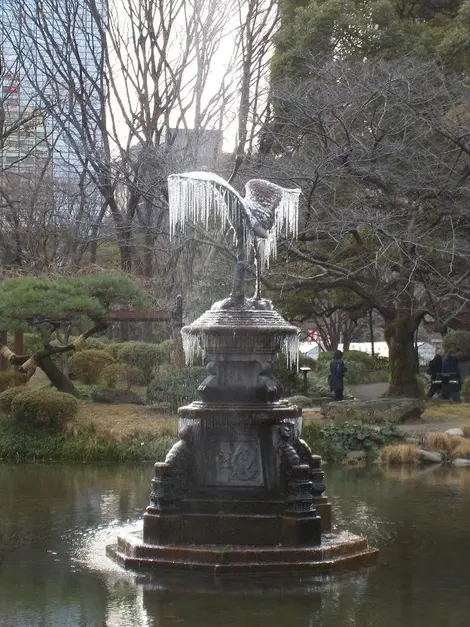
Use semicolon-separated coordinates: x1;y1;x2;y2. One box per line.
107;530;378;575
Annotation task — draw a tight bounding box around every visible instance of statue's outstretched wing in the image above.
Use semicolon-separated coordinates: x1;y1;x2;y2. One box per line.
168;171;245;237
244;179;301;240
168;171;301;243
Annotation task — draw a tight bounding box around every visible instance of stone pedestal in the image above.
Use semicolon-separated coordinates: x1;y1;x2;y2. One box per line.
143;402;324;547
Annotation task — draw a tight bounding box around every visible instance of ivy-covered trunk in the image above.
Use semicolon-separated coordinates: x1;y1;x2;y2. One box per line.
384;315;421;398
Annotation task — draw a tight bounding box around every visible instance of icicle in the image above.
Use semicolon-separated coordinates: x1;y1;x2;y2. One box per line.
257;228;278;271
282;334;299;370
168;171;243;238
276;187;301;239
182;331;204;366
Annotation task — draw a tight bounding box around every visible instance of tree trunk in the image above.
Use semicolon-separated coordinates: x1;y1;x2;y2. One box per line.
37;356;80;397
342;330;351;352
384;315;421;398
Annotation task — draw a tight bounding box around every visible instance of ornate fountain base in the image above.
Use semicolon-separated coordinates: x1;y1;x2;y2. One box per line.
107;297;378;577
107;401;377;575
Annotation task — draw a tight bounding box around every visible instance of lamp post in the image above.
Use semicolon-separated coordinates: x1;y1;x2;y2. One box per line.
299;366;311;396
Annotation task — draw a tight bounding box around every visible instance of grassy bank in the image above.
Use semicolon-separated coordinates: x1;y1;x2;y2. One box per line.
0;398;402;464
1;395;468;464
0;401;178;463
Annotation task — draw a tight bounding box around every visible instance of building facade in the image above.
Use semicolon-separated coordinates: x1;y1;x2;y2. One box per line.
1;0;105;182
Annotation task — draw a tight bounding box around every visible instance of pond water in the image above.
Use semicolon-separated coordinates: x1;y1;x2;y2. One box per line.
1;462;470;627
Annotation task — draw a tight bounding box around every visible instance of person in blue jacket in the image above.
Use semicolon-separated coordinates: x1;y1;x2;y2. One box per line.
441;349;461;402
329;350;348;401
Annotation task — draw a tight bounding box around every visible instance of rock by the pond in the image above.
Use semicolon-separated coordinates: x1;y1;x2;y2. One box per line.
320;398;425;424
446;428;464;437
452;458;470;467
90;388;144;405
405;436;420;445
417;448;442;464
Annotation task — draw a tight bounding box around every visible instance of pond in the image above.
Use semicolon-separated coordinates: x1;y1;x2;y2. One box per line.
1;462;470;627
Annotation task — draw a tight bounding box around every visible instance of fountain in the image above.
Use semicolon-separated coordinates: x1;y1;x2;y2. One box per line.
107;172;377;575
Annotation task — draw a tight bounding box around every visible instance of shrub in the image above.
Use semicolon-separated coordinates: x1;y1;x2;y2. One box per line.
343;350;376;368
82;337;108;351
443;330;470;361
416;374;428;397
307;374;331;397
104;342;123;359
316;351;333;367
0;371;28;393
275;356;300;396
286;395;312;408
313;350;389;385
372;355;390;370
343;360;369;385
147;366;207;412
157;339;176;365
9;389;78;431
462;377;470;401
302;420;404;463
117;341;164;384
276;354;315;396
101;363;145;389
69;349;114;384
312;352;334;380
0;386;27;413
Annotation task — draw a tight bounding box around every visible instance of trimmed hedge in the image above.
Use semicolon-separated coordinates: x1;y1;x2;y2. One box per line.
81;337;108;351
101;363;145;389
0;371;28;393
343;350;376;368
104;342;123;359
69;349;114;384
117;341;166;384
9;389;78;431
147;366;207;412
0;386;27;413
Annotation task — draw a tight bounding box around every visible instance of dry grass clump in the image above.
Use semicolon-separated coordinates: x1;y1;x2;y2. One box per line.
379;444;419;466
424;432;453;453
449;435;465;449
423;403;470;421
452;440;470;459
461;424;470;438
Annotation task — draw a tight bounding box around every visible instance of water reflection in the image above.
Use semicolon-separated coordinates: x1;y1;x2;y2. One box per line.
1;463;470;626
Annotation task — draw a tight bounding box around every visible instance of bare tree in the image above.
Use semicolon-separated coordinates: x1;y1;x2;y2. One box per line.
253;57;470;396
229;0;279;179
2;0;244;277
